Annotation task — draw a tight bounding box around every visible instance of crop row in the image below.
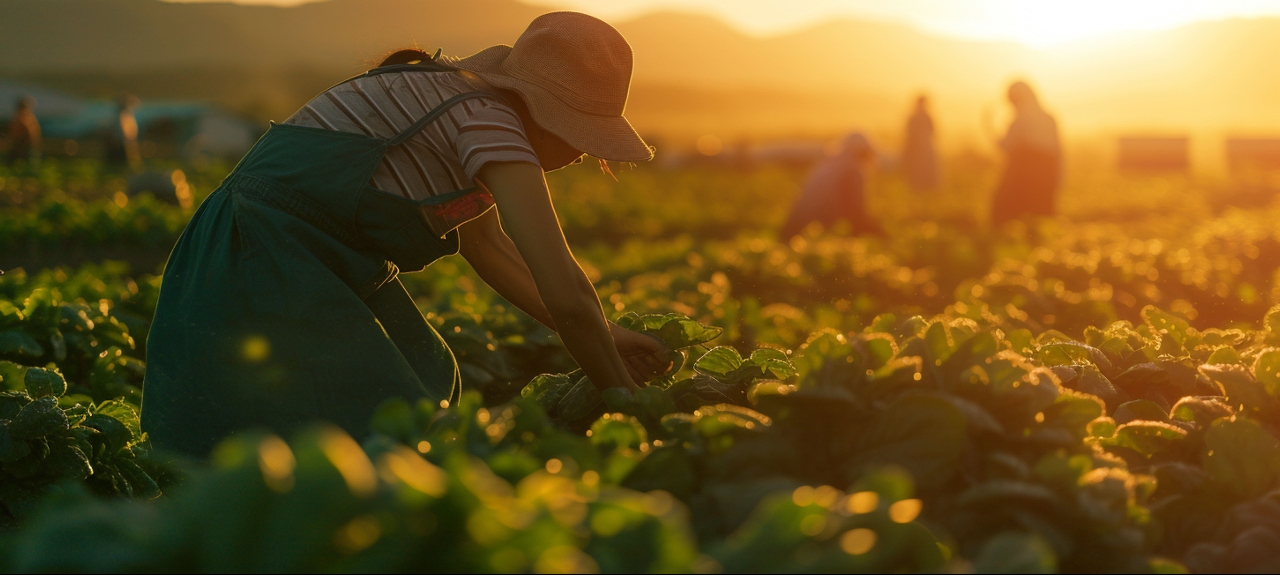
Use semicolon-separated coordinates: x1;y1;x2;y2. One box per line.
6;253;1280;570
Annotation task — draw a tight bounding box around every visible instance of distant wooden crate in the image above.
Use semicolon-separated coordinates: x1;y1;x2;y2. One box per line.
1226;138;1280;173
1117;137;1190;172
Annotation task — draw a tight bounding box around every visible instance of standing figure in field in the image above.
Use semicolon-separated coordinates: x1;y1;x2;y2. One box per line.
6;96;42;166
991;81;1061;225
140;12;671;457
105;95;141;170
780;132;883;239
902;94;939;193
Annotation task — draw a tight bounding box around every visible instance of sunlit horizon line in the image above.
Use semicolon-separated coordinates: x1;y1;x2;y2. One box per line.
162;0;1280;48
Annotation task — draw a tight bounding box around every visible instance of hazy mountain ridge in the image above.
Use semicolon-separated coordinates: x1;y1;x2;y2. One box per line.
0;0;542;71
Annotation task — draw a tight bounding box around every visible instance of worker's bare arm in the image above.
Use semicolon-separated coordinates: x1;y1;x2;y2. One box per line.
473;161;668;389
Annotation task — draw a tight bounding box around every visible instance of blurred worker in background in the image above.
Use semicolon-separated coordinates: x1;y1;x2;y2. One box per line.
105;95;142;170
902;94;939;193
6;96;41;166
781;132;884;239
991;80;1061;225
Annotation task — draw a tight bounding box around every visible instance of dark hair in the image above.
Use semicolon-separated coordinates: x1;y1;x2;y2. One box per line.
377;48;440;67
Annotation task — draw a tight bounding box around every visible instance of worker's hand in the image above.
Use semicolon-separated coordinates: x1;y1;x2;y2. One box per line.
608;323;674;386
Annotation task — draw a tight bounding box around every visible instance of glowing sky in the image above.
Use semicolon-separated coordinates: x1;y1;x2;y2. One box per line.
167;0;1280;46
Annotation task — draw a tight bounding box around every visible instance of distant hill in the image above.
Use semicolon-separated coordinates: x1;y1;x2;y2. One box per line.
2;0;1278;144
0;0;541;71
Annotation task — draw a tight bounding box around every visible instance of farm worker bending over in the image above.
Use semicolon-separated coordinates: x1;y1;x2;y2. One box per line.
990;80;1061;226
141;12;672;457
6;96;41;167
902;94;939;193
105;95;142;171
780;132;883;239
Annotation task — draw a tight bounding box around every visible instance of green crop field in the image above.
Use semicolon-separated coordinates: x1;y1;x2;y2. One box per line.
2;157;1280;572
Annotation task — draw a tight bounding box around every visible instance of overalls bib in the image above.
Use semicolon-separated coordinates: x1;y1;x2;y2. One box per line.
141;63;494;457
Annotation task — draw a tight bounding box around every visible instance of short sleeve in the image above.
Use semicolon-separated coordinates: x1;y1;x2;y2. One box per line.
453;102;541;181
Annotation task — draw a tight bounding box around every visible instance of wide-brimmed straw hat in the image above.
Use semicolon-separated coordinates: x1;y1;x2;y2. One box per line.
454;12;653;163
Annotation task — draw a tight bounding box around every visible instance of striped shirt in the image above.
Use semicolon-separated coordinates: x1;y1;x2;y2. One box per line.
284;62;541;236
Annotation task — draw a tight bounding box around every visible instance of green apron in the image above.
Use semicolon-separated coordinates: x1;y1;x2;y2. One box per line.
141;63;494;457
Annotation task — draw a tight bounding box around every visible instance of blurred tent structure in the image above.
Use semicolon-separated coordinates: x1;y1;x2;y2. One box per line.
1117;136;1190;173
1226;138;1280;174
0;78;257;160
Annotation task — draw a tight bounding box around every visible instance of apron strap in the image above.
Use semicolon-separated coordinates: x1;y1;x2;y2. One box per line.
320;60;497;152
387;91;493;147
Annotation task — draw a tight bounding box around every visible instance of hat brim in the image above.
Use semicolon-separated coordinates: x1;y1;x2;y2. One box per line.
455;45;653;163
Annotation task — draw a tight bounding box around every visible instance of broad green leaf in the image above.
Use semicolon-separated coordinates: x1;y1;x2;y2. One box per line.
1199;328;1248;348
590;414;646;451
694;346;743;378
618;312;723;349
684;375;745;406
0;330;44;357
1035;330;1074;346
1200;364;1274;413
793;330;855;380
1006;328;1035;356
1087;417;1117;438
557;376;604;423
369;398;416;442
748;348;798;380
974;532;1057;574
942;332;1000;374
1206;346;1244;366
521;372;577;412
693;404;771;437
633;385;676;420
1265;305;1280;345
934;393;1004;434
0;301;22;326
115;458;160;500
94;400;142;443
659;412;697;440
746;381;798;404
851;466;917;502
1102;421;1188;457
83;414;132;454
1112;400;1169;424
0;361;28;392
956;480;1058;508
1202;417;1280;500
24;367;67;399
1170;396;1233;426
46;436;93;480
9;396;68;439
863;334;897;369
1252;349;1280;395
1033;452;1093;489
1067;365;1118;402
853;394;966;487
1043;392;1105;440
1148;558;1189;574
602;387;634;412
1142;306;1191;344
924;321;953;362
868;313;898;334
655;317;723;349
622;445;696;498
1035;341;1112;371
